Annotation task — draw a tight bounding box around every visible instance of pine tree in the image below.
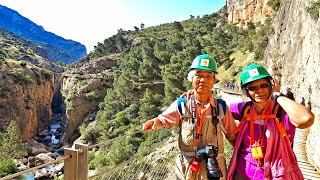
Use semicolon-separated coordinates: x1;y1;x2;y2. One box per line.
139;88;161;120
2;120;24;159
0;120;23;177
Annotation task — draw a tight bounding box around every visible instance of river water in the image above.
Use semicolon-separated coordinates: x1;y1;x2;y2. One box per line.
50;113;62;145
16;113;63;179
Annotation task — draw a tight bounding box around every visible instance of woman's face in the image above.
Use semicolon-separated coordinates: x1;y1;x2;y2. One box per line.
192;70;215;94
246;78;272;103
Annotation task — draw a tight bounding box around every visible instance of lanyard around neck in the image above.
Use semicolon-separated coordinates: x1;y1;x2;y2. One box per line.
191;95;217;146
249;103;272;147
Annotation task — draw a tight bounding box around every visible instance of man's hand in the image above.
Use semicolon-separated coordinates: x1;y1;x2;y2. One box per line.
142;118;163;132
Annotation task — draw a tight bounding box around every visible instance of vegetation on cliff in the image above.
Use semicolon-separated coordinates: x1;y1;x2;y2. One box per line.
306;0;320;21
0;28;65;73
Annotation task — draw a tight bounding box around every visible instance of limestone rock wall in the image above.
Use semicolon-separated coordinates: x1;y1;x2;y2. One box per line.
263;0;320;171
0;61;54;141
60;75;112;144
226;0;272;26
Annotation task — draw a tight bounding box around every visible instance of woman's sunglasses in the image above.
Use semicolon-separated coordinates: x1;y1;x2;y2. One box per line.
246;83;270;91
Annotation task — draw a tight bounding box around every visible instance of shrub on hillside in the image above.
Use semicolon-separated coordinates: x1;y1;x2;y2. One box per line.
7;69;33;84
85;91;99;101
41;69;53;80
306;0;320;21
0;158;16;178
267;0;282;10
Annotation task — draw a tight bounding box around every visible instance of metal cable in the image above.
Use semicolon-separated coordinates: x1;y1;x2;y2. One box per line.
88;130;143;149
88;138;177;179
88;151;144;179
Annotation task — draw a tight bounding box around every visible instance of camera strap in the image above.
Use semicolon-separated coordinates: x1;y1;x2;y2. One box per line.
190;95;198;140
211;105;219;148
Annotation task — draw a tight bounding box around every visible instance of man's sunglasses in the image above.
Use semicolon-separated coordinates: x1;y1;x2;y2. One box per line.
246;83;270;91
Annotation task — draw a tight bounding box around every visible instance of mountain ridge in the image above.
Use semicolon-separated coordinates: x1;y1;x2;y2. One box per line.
0;4;87;64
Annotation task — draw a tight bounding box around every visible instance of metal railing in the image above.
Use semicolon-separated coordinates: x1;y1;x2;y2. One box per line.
0;143;90;180
0;130;174;180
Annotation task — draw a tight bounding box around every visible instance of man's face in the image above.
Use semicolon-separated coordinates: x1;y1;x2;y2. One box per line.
192;70;215;94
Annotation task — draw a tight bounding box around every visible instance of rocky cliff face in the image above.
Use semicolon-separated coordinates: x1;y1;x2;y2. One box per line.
60;56;116;144
263;0;320;171
226;0;272;26
0;60;54;141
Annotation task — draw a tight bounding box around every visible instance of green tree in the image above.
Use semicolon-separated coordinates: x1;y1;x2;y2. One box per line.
162;52;189;105
112;112;130;128
115;34;127;52
154;42;171;64
138;58;158;81
0;121;23;177
139;88;162;120
105;138;135;166
173;21;183;32
0;121;23;159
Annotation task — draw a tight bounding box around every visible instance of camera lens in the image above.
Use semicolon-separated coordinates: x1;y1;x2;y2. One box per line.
207;157;222;179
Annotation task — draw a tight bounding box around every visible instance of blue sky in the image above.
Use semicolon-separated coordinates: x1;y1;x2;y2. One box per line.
0;0;225;52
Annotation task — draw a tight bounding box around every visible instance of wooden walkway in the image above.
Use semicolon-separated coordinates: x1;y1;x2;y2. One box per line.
293;128;320;180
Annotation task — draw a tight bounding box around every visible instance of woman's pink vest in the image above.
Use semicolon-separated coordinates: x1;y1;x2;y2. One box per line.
227;104;304;180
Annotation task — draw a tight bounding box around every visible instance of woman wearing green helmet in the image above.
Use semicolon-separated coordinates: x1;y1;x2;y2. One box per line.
227;64;314;180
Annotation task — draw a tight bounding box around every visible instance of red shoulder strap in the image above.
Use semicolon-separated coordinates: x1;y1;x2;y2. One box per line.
273;104;291;145
233;105;250;134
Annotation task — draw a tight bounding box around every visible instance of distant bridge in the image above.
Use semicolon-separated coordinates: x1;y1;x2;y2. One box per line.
59;73;113;80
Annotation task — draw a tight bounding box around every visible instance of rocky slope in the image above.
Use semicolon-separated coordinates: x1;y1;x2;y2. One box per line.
0;27;64;142
263;0;320;171
0;60;54;141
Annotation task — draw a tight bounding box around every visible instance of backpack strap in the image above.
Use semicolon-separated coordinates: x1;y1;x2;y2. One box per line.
272;102;283;122
240;101;253;121
272;104;291;145
177;97;191;119
177;97;186;115
234;101;290;145
216;98;227;117
216;98;228;134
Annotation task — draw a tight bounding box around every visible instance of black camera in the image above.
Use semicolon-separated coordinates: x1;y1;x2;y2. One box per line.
195;145;222;180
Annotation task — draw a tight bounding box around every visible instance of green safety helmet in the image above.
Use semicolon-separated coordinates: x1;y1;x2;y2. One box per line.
240;64;271;86
189;54;217;73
